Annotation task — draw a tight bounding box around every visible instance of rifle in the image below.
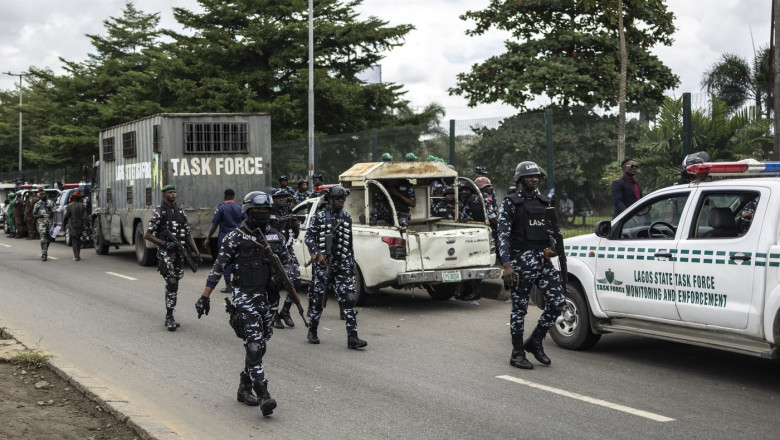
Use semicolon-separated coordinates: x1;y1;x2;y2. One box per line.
545;207;568;285
160;228;199;273
239;228;309;327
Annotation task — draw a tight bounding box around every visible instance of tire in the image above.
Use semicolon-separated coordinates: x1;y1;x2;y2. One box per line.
425;282;463;300
94;217;109;255
135;224;157;266
64;223;72;247
550;283;601;350
354;265;368;306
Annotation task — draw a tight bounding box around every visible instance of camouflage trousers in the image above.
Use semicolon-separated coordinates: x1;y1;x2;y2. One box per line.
508;250;565;338
308;261;358;335
272;246;301;312
37;221;51;257
233;289;273;385
157;249;184;311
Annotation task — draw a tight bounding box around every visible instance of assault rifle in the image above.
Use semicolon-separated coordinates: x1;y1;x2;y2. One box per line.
239;228;309;327
160;228;199;273
545;207;568;284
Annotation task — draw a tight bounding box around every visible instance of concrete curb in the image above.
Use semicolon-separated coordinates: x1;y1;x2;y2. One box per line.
0;325;180;440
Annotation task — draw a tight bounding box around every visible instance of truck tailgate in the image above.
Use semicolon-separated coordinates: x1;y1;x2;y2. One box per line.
404;227;493;271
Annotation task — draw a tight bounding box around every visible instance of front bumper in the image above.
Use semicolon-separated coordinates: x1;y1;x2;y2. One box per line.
397;266;502;286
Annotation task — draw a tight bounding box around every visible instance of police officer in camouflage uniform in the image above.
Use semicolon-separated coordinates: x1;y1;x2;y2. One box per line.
145;185;201;331
270;188;302;329
195;191;285;417
274;176;296;208
32;189;54;261
293;180;312;206
304;185;367;349
498;161;565;369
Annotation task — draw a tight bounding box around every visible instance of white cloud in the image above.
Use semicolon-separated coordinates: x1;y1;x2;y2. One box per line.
0;0;773;121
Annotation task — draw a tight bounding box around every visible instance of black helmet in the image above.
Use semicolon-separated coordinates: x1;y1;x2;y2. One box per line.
279;175;288;181
272;188;289;198
297;180;308;188
473;166;488;175
328;185;349;199
312;173;323;180
682;151;710;170
242;191;273;214
513;161;542;182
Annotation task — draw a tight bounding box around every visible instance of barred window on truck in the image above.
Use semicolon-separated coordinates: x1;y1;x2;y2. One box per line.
184;122;248;153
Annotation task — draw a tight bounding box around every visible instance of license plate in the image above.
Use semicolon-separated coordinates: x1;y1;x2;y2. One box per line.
442;271;461;282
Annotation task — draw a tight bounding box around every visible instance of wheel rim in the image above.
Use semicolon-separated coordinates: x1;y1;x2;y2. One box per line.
555;297;579;337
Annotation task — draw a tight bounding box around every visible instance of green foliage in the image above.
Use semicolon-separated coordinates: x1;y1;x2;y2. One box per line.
451;0;679;112
9;349;52;369
701;47;772;118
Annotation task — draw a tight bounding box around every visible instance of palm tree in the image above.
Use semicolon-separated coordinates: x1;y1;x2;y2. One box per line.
701;47;772;117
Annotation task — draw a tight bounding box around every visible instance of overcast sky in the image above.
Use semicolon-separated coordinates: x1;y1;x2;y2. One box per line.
0;0;772;121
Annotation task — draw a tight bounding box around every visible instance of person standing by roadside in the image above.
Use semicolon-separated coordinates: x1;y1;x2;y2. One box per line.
5;192;16;237
24;191;39;239
204;189;243;293
611;158;642;218
63;191;86;261
304;185;367;349
498;161;565;370
32;189;55;261
195;191;286;416
13;191;25;239
144;185;201;331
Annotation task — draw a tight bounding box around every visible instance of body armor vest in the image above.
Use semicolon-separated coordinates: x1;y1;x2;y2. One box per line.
508;193;549;251
236;235;270;289
318;210;352;260
157;203;187;243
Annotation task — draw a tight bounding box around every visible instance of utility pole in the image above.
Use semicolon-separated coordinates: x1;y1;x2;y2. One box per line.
4;71;27;171
308;0;315;183
773;0;779;160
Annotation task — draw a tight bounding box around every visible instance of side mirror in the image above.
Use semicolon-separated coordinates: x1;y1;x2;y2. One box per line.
595;220;612;238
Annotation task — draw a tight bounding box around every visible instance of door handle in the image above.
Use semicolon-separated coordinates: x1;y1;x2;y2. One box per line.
654;252;672;258
730;254;751;261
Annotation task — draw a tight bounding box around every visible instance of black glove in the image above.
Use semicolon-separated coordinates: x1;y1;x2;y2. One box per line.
195;296;210;318
165;241;178;252
193;253;203;266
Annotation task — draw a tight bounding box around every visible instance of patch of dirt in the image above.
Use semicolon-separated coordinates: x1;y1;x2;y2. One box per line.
0;359;140;440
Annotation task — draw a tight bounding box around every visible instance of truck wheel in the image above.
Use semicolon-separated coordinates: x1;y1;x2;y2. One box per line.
135;225;157;266
354;265;367;306
550;283;601;350
425;283;463;300
94;218;109;255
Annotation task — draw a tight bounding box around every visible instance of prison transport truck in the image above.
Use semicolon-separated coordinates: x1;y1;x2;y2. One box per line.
92;113;272;266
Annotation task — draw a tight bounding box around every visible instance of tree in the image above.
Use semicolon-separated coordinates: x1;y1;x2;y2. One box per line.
162;0;420;141
450;0;679;112
701;47;772;118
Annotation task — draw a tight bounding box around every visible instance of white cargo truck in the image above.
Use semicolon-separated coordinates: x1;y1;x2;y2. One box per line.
290;161;502;305
92;113;272;266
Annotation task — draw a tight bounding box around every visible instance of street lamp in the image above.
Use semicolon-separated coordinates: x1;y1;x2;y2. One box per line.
308;0;315;185
4;71;27;171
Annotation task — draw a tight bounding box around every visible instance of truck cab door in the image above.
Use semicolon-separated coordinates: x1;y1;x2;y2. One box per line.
594;191;691;320
291;199;316;281
674;189;763;329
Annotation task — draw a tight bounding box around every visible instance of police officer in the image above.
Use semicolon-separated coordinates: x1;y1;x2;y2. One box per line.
144;185;201;331
431;187;457;220
5;192;16;237
32;189;54;261
498;161;565;369
304;185;367;349
386;179;415;227
270;188;302;329
275;176;295;208
369;191;393;225
195;191;286;417
311;173;325;197
293;180;312;206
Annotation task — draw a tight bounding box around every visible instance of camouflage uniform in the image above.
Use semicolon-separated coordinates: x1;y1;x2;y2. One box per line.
304;208;361;340
33;197;54;259
389;179;415;227
369;194;394;225
498;192;564;341
148;203;191;313
293;189;313;206
205;222;289;390
269;203;302;325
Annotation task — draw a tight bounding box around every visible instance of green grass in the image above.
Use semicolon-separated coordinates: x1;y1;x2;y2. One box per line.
9;349;52;369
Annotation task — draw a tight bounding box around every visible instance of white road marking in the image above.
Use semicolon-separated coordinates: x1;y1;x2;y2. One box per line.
496;375;675;422
0;243;10;248
106;272;137;281
47;256;59;260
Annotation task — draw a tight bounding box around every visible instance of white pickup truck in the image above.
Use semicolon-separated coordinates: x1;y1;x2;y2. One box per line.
549;161;780;358
290;161;502;305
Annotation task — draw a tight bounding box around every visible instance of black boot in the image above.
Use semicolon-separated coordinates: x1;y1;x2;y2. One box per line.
279;303;295;327
165;314;180;331
273;312;285;329
524;326;551;366
509;334;533;369
307;324;320;344
237;372;259;406
253;381;277;416
347;332;367;349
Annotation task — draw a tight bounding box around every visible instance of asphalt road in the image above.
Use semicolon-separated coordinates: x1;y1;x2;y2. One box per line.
1;235;779;439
